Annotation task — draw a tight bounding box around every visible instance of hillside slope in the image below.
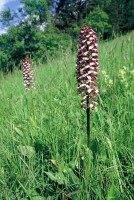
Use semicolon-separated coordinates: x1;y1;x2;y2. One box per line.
0;32;133;199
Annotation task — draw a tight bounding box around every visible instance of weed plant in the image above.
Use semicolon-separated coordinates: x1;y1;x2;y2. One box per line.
0;32;133;199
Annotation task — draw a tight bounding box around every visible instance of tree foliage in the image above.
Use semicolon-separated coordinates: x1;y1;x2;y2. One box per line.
0;0;133;73
85;6;112;38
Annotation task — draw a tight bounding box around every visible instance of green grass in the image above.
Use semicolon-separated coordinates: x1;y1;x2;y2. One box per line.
0;32;133;200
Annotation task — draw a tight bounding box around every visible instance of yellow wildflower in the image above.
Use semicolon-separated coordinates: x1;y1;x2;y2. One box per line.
125;83;129;88
130;69;134;77
109;79;113;85
123;66;127;71
101;70;107;75
104;74;109;82
102;88;106;93
119;69;126;79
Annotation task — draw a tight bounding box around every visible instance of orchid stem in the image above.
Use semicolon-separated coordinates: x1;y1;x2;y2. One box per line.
87;107;90;147
87;97;90;147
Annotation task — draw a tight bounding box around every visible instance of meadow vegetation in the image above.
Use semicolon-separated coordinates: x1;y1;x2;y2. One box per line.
0;31;133;199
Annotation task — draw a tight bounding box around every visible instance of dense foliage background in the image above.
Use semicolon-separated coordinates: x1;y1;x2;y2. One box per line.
0;0;134;73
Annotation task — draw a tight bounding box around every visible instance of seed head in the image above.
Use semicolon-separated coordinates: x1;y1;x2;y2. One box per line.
23;55;35;90
76;26;99;110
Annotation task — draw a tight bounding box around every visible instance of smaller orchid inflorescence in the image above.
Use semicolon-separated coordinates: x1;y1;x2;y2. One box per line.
23;55;35;90
76;26;99;110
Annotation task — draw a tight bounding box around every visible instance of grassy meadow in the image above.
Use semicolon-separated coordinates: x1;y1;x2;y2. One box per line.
0;32;133;199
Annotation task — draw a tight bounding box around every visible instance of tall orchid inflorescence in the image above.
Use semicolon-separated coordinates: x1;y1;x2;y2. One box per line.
76;26;99;146
23;55;35;90
76;26;99;110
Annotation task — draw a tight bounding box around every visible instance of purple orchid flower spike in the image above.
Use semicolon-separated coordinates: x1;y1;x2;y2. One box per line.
76;26;99;146
23;55;35;90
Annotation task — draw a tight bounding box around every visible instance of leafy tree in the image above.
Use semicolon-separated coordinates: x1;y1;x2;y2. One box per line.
0;9;13;26
123;0;134;31
21;0;48;25
55;0;91;30
85;6;112;38
0;51;9;73
105;0;134;34
0;0;51;72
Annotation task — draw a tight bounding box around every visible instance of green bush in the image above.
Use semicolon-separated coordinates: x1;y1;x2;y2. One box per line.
85;6;112;39
33;27;72;62
0;51;9;72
